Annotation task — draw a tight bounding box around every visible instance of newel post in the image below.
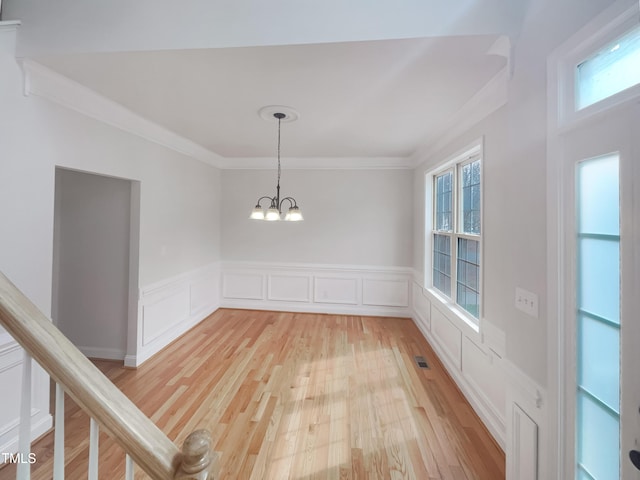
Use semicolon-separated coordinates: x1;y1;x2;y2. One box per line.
174;430;215;480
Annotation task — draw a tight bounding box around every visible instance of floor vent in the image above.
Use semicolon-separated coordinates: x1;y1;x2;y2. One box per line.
414;355;429;369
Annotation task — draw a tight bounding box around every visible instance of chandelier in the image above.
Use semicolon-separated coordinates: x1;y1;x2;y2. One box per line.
249;107;303;222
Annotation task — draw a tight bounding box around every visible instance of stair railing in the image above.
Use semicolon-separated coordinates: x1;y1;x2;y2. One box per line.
0;271;214;479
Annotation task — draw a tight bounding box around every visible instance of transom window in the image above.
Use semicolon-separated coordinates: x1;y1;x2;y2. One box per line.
431;153;482;320
576;23;640;110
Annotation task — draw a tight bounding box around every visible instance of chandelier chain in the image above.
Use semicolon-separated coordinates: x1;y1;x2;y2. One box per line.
277;116;281;190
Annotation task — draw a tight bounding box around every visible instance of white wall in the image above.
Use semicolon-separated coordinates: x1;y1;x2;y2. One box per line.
53;168;132;360
222;168;413;267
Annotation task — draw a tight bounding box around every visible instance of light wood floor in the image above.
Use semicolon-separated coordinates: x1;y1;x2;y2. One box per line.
0;309;504;479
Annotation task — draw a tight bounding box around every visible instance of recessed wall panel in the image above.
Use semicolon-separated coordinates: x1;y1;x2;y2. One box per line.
314;277;358;305
142;288;190;346
222;272;264;300
432;306;462;369
462;336;506;415
362;278;409;307
268;275;311;303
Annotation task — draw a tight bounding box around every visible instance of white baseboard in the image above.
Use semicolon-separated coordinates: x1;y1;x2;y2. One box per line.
78;346;125;361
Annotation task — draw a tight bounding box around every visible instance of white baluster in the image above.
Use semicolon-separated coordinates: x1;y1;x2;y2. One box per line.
53;383;65;479
88;418;99;480
16;351;32;480
125;454;134;480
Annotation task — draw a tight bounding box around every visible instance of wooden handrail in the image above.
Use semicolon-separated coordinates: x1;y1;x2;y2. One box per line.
0;271;212;479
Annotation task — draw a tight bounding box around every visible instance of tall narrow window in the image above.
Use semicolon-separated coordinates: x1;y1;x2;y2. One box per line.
431;154;482;321
575;154;620;480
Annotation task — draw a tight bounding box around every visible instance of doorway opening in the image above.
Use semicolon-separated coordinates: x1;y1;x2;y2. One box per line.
51;168;140;363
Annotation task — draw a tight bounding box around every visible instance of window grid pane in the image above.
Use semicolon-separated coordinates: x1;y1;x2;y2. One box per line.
433;234;451;297
435;171;453;231
456;238;480;317
461;160;481;234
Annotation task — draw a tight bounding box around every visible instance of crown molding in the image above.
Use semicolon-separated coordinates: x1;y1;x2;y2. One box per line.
21;60;225;168
409;65;509;167
0;20;20;55
0;20;21;30
218;156;415;170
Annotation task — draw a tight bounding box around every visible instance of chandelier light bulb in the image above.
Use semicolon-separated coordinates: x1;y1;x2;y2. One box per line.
265;207;281;221
249;205;265;220
285;206;303;222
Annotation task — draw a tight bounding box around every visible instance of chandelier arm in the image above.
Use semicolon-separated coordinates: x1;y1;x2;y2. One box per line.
255;195;277;207
279;197;298;210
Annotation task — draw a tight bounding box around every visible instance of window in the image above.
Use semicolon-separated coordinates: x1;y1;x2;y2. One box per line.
552;5;640;128
576;23;640;110
431;152;482;320
575;154;620;479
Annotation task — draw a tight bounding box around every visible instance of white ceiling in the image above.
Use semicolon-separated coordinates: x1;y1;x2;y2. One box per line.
5;0;528;163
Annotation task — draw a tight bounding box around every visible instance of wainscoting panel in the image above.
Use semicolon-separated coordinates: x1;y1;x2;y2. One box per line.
462;336;506;429
222;272;264;300
412;278;507;448
221;262;413;317
431;306;462;370
0;341;52;454
314;277;359;305
362;278;409;307
131;262;220;367
191;268;221;316
412;282;431;331
505;359;547;480
142;286;190;346
510;403;538;480
268;275;311;303
0;343;25;440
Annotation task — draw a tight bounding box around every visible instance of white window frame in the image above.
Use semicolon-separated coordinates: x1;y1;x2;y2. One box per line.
554;2;640;130
425;140;483;329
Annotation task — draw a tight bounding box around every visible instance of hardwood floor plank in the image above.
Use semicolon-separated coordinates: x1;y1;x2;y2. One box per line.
0;309;504;480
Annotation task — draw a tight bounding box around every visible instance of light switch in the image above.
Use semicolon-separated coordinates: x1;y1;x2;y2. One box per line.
515;287;538;318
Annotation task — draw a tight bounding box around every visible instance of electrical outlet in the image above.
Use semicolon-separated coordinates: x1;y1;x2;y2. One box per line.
515;287;538;318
